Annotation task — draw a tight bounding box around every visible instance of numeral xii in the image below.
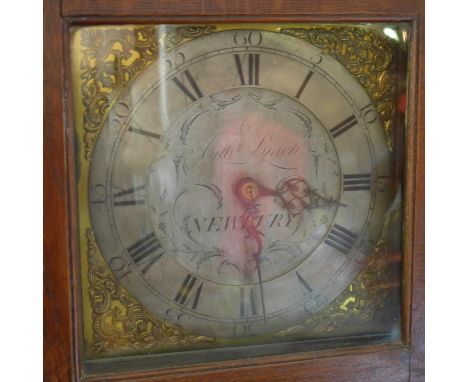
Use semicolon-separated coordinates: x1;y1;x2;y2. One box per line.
234;54;260;86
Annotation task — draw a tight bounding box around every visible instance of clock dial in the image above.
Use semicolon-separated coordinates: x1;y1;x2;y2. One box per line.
89;29;392;338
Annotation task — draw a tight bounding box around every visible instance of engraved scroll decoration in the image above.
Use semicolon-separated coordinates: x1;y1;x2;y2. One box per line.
80;25;400;355
275;210;400;338
80;25;216;161
281;26;397;151
87;228;213;355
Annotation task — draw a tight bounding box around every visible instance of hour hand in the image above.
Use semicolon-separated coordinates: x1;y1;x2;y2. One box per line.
275;178;342;214
235;177;274;204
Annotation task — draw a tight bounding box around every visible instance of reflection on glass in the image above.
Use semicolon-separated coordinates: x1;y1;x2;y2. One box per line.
70;23;409;371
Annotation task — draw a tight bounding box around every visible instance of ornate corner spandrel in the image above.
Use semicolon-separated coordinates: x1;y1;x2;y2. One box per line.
280;26;398;152
80;26;158;161
86;228;213;356
79;25;218;161
160;25;218;50
275;210;400;338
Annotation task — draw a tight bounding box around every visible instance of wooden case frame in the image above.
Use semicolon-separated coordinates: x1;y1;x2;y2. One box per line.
44;1;425;381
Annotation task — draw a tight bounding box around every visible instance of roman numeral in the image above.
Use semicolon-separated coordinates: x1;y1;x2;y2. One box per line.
343;173;372;191
325;224;358;255
296;271;313;295
127;232;164;274
240;287;257;317
234;54;260;86
295;70;314;99
128;126;161;140
112;184;146;206
330;115;358;138
172;69;203;102
174;274;203;310
128;119;161;140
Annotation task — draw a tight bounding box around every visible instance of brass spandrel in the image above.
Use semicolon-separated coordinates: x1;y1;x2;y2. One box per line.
86;228;214;356
281;26;400;152
79;25;218;161
275;209;400;338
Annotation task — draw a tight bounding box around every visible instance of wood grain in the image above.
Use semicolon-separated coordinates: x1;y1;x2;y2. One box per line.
44;0;73;381
409;1;425;380
84;347;410;382
43;0;425;380
61;0;420;18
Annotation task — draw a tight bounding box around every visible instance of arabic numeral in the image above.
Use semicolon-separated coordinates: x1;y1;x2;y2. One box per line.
377;175;391;192
360;103;378;124
90;183;106;205
163;52;186;73
233;31;263;47
109;256;131;279
304;295;328;313
309;54;323;65
113;101;131;118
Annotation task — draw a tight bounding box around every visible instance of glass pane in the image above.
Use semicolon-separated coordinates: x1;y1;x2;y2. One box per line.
69;23;410;374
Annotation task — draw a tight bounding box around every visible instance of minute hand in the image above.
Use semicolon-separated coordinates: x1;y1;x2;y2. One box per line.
275;178;345;214
243;208;267;324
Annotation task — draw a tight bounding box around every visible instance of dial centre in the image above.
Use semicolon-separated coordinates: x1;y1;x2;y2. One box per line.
237;178;260;202
148;87;341;285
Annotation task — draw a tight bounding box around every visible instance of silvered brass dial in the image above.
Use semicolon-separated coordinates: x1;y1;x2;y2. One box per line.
89;29;392;338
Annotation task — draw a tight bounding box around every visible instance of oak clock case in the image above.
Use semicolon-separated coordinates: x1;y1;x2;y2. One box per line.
71;24;407;371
